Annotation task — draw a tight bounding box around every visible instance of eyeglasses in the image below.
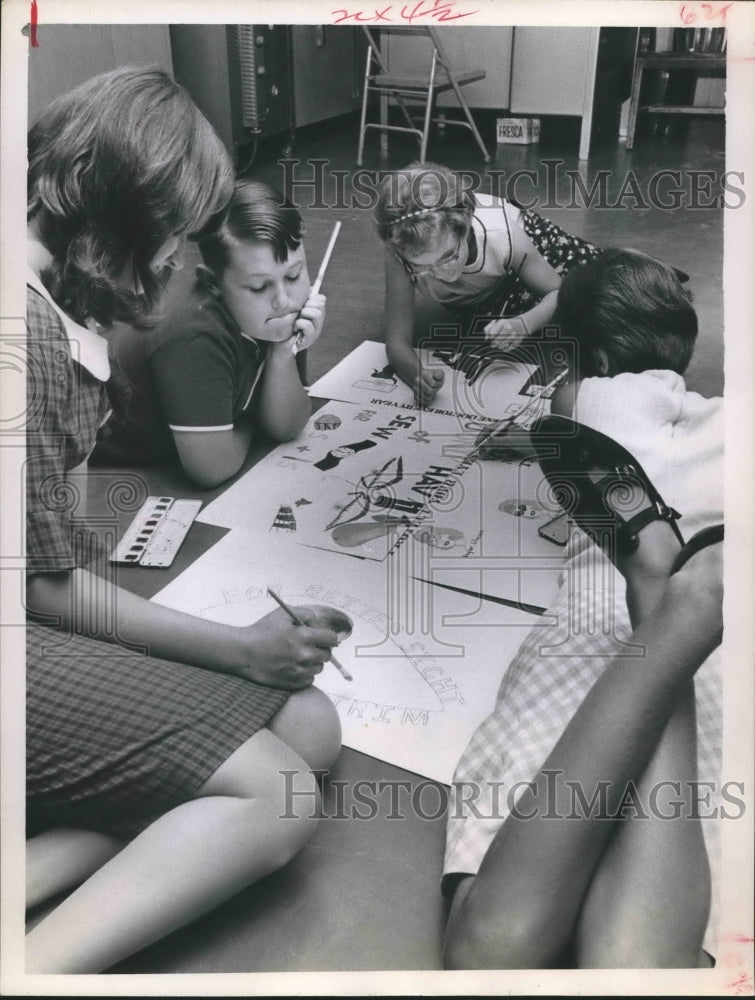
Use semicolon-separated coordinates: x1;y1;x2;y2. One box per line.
399;235;466;279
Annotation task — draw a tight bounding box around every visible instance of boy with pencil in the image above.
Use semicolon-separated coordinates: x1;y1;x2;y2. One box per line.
94;181;338;487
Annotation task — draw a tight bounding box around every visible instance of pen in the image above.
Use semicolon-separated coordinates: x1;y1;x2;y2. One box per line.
267;586;353;682
292;220;342;355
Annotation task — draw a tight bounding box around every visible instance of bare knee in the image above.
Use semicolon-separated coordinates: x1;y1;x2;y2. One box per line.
267;769;323;864
278;764;323;824
26;827;124;909
577;923;706;968
575;822;711;968
576;869;710;968
199;726;325;813
268;686;342;771
198;766;322;870
444;876;563;970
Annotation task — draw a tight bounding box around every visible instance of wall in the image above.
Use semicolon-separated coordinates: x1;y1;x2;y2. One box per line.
28;24;173;123
169;25;235;150
509;27;594;116
383;26;513;109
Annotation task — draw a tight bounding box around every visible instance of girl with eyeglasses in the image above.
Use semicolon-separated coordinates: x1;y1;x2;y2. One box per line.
374;161;599;404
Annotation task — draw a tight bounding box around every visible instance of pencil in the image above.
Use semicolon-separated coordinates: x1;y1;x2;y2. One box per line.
472;368;569;452
292;220;342;355
311;220;342;295
267;586;353;682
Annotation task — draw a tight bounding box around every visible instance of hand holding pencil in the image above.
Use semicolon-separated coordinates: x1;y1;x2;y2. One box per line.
292;220;342;355
482;251;529;352
267;588;353;682
290;290;327;355
483;314;530;353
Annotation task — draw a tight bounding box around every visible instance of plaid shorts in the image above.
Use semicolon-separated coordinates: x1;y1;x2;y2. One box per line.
27;624;290;839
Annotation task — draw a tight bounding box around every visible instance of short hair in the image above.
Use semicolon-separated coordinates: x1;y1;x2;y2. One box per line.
198;180;304;277
28;66;233;326
374;161;474;256
555;248;698;377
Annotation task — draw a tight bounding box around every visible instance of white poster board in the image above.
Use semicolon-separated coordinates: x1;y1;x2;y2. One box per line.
198;399;567;609
152;529;543;785
308;339;543;420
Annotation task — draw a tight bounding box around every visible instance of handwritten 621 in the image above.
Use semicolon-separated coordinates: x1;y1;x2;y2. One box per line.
332;1;479;24
679;2;733;25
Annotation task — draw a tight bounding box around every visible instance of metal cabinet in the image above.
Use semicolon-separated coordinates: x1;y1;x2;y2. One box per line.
292;26;365;128
170;25;295;156
510;27;635;159
509;26;600;159
170;24;364;158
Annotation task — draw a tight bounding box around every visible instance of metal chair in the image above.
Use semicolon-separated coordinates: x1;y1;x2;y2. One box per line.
357;26;491;165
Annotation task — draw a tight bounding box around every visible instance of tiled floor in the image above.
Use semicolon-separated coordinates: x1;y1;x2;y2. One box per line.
103;111;725;974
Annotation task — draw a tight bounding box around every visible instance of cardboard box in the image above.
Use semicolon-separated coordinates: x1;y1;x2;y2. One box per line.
496;117;540;145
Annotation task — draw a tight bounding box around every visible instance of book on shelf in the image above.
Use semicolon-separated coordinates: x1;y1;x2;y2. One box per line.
708;77;726;108
693;75;726;108
672;26;727;53
693;76;713;107
654;27;674;51
638;25;726;55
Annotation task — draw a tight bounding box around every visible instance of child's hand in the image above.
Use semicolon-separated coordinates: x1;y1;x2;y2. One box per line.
237;604;344;690
474;421;536;461
291;292;326;352
294;604;353;640
413;367;445;406
483;316;529;352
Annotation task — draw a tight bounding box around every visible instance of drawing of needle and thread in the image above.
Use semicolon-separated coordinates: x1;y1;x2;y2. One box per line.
292;220;342;355
325;456;408;531
267;587;353;682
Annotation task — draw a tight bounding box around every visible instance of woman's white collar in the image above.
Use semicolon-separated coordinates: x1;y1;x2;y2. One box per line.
26;258;110;382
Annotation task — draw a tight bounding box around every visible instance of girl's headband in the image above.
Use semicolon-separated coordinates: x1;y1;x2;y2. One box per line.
390;207;437;228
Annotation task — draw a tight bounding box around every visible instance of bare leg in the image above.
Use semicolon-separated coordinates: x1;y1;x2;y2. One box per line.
575;685;710;967
267;685;342;772
26;828;124;909
25;687;338;913
25;727;325;973
575;524;713;967
444;533;722;969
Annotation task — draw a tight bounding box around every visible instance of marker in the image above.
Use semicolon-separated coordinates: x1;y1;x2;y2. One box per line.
266;586;353;681
292;220;343;355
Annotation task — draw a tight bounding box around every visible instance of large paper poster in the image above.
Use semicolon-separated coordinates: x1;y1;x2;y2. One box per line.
198;399;567;609
152;530;543;785
308;339;542;421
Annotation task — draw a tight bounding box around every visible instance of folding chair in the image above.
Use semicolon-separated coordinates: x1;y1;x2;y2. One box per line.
357;26;491;165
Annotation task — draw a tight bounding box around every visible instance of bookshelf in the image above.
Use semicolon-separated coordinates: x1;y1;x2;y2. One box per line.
625;29;726;149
